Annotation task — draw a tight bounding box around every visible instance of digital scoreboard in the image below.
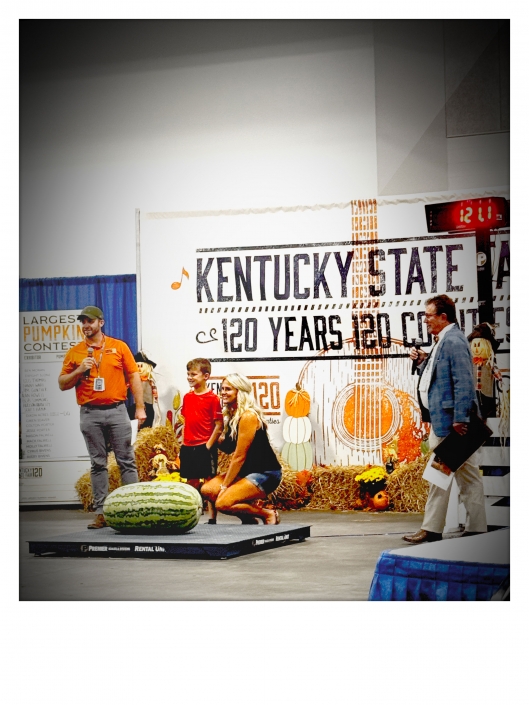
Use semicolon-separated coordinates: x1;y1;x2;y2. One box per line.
425;197;508;233
425;196;509;326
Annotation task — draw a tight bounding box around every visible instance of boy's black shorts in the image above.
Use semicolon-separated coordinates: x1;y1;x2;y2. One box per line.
179;443;218;480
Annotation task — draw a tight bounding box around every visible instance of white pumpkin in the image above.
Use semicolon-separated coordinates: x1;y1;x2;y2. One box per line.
281;441;313;471
282;415;311;444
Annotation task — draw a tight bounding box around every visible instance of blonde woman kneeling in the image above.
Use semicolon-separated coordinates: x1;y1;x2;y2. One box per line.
201;374;282;525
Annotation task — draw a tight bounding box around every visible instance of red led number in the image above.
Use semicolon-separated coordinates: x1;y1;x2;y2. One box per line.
454;200;498;230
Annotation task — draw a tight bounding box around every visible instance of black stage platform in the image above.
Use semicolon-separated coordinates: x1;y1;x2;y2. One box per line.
28;523;311;560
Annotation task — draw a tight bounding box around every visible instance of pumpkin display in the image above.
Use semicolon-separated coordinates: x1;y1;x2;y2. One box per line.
284;383;311;418
281;382;313;473
282;415;311;444
369;490;389;511
281;441;313;471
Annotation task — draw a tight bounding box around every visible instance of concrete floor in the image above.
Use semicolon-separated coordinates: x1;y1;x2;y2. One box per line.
20;508;425;600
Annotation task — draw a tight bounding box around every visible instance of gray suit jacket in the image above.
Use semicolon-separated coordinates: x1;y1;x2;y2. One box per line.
417;324;479;438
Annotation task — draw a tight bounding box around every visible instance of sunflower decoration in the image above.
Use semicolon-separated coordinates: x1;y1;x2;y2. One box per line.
355;465;388;505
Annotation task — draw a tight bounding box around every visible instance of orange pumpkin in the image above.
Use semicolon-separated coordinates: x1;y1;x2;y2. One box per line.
285;384;311;418
369;490;389;511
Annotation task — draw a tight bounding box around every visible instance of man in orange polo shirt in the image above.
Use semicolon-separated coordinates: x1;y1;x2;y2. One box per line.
59;306;147;528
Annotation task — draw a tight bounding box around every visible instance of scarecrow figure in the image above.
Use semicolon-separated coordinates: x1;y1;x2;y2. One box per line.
128;351;160;428
467;323;502;419
149;443;180;477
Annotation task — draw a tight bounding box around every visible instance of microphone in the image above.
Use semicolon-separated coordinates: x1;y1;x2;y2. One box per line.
84;347;94;378
411;338;423;375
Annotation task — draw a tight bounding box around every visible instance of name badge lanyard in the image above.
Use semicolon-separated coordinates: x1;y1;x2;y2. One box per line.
86;335;106;385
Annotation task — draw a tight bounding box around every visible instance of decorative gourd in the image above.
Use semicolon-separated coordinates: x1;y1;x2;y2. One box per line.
369;490;389;511
282;415;311;444
103;481;202;533
284;383;311;418
281;441;313;471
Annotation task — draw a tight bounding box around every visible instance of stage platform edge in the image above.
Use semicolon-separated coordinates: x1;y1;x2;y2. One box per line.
368;528;509;601
28;523;311;560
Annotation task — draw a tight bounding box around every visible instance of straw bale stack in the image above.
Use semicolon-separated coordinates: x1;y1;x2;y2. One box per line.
385;455;430;513
220;449;430;513
75;424;429;514
268;457;430;513
75;425;180;511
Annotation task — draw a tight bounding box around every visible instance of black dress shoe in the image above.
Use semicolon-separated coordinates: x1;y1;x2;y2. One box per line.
461;531;486;537
402;529;442;544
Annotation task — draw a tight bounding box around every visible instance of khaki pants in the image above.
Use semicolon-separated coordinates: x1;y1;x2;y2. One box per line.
422;428;488;534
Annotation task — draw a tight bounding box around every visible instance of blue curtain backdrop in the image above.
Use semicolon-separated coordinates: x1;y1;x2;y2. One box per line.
19;275;138;353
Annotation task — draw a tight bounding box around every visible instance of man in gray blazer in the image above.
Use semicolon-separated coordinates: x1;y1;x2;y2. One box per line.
403;295;488;544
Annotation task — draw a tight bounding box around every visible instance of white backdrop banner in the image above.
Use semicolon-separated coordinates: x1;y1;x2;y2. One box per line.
139;198;509;468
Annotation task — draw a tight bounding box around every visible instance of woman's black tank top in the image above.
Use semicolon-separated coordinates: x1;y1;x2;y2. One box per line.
219;423;281;476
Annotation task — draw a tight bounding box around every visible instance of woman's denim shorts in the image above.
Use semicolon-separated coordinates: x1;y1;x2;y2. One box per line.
244;469;282;495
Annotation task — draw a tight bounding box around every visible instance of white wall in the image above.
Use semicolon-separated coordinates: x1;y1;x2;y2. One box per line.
20;20;509;280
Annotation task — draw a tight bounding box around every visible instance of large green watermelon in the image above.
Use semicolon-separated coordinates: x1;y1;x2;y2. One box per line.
103;481;202;533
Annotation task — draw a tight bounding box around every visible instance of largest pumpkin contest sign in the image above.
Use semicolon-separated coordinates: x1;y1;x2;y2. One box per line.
139;196;508;469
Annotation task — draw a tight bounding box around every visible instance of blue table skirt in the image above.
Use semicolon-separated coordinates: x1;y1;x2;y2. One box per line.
368;550;509;601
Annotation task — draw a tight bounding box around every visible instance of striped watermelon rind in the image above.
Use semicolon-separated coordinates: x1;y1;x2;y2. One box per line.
103;481;202;533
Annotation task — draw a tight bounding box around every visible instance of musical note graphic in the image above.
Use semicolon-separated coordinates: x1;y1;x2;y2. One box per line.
171;267;190;290
196;329;218;344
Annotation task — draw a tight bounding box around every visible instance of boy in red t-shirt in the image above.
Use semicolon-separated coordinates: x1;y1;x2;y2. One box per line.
180;358;224;524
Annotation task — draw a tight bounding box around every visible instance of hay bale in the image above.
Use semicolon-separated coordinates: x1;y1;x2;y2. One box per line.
304;466;364;511
75;464;123;512
385;455;429;513
74;469;96;511
76;423;430;514
270;456;430;513
269;468;311;510
219;443;429;513
75;425;180;511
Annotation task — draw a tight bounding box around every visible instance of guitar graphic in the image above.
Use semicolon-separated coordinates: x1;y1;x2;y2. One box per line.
297;199;428;467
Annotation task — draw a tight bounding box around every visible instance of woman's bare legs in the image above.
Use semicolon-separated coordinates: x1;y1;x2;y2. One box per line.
202;476;278;524
187;477;217;522
201;475;224;504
